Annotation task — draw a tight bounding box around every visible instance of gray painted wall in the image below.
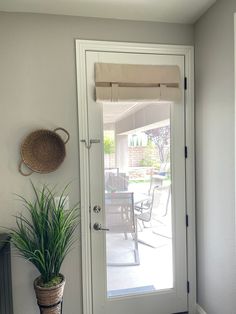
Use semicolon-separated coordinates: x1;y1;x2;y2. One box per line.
195;1;236;313
0;12;193;314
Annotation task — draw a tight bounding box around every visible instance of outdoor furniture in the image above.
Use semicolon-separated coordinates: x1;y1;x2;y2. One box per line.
105;172;129;192
135;185;171;228
148;170;167;195
105;192;140;266
105;168;119;175
133;193;152;206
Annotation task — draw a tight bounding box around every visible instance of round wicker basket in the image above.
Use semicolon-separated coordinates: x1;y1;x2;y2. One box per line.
34;274;65;314
19;128;70;176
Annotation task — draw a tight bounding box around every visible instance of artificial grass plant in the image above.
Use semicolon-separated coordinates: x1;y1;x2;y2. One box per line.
9;182;79;287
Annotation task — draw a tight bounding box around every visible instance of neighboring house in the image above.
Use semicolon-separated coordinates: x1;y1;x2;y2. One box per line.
0;0;235;314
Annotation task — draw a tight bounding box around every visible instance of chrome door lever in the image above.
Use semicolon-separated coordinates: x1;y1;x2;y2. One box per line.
93;223;109;231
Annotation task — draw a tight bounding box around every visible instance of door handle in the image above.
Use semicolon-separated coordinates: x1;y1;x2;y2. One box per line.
81;139;100;149
93;223;109;231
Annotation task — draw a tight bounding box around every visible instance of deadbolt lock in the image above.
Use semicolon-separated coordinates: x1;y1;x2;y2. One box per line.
93;205;101;213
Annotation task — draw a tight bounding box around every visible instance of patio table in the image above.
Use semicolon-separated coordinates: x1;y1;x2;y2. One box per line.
105;191;151;205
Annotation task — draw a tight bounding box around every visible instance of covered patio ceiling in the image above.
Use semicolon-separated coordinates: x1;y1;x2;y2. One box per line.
103;102;170;135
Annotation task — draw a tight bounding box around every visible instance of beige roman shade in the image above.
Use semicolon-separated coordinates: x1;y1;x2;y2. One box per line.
95;63;182;103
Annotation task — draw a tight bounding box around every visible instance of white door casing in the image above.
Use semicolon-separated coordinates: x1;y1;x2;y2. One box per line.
75;40;196;314
88;51;186;314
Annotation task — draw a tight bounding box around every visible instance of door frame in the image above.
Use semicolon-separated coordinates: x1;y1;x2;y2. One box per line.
75;39;196;314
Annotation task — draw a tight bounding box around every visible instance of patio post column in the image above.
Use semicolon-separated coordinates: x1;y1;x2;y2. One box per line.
115;134;129;174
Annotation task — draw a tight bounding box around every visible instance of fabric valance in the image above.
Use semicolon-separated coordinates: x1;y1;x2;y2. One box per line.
95;63;181;102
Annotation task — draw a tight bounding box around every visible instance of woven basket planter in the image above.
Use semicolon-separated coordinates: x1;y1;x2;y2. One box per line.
34;274;65;314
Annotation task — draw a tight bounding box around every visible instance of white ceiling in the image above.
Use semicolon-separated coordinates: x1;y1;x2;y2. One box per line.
0;0;216;24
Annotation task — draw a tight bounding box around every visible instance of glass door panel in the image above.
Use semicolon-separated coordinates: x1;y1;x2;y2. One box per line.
103;103;173;298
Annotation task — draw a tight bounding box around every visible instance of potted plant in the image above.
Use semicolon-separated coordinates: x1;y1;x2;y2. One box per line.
9;183;79;314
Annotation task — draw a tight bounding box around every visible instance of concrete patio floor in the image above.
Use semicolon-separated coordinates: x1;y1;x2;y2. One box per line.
106;205;173;297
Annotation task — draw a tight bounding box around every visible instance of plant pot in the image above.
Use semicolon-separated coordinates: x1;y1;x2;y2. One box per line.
34;274;65;314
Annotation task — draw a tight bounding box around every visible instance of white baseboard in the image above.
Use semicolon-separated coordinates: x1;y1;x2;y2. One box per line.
196;304;207;314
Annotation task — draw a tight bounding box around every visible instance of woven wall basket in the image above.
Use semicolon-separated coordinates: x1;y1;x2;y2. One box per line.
19;128;70;176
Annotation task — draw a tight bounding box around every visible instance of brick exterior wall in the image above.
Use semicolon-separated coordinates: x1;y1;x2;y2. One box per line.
105;147;160;168
128;146;159;167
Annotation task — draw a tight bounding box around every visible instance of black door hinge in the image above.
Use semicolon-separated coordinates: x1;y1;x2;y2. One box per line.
186;214;189;227
187;281;190;294
185;146;188;158
184;77;187;90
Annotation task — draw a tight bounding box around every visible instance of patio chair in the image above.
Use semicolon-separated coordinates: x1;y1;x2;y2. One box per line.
148;169;167;195
135;185;171;229
105;168;119;176
105;192;140;266
105;172;129;192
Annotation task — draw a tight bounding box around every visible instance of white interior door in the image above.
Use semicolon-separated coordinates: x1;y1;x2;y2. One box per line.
85;51;187;314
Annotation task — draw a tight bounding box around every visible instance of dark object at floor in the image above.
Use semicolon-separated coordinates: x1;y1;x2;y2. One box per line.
0;234;13;314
